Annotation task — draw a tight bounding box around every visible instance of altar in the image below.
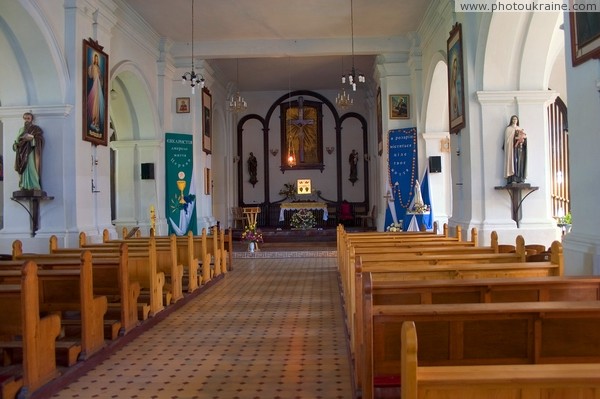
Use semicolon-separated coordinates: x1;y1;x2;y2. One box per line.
279;202;328;222
403;211;432;232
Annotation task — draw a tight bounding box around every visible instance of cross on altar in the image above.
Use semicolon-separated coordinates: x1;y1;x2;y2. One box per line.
290;96;314;163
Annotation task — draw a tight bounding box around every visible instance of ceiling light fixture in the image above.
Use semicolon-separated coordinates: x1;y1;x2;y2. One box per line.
341;0;365;91
336;57;354;109
181;0;205;94
228;59;247;113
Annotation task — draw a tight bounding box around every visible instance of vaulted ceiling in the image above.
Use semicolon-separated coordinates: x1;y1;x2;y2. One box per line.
121;0;432;91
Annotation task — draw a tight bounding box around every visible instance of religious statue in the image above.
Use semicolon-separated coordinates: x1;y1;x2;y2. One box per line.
247;152;258;186
349;149;358;185
13;112;44;191
503;115;527;184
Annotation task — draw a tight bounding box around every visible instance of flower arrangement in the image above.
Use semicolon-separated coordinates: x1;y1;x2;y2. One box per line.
241;223;263;243
290;209;316;229
410;203;430;214
279;182;297;201
386;222;403;232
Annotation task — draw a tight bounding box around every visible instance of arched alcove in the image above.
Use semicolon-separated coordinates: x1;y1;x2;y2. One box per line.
109;63;162;234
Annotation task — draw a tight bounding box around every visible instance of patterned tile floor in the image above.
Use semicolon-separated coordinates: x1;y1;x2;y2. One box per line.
49;254;354;399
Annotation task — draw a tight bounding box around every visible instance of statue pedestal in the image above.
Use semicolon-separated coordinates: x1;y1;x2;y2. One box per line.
11;190;54;237
494;183;538;228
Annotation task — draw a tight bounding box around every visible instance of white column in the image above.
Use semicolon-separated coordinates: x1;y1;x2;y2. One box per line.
476;90;560;246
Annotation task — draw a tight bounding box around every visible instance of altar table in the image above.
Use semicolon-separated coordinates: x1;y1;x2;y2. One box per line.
279;202;328;221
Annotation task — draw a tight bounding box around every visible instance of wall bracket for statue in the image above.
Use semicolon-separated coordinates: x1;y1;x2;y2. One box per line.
11;189;54;237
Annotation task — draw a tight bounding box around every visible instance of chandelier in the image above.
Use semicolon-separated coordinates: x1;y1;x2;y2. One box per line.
181;0;205;94
228;59;247;113
336;88;353;109
341;0;365;91
336;57;353;109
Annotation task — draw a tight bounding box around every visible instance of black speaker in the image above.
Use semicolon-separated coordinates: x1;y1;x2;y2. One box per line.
141;163;155;180
429;156;442;173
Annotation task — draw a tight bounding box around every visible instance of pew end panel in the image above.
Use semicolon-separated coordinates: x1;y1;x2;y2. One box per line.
0;261;62;397
400;321;600;399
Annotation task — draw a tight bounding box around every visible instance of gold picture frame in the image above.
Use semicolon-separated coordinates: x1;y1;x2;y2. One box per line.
204;167;211;195
447;22;466;134
82;38;109;146
202;88;212;154
176;97;190;113
389;94;410;119
279;97;324;172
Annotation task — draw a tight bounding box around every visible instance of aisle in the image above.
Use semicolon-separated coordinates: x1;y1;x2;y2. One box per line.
50;257;353;399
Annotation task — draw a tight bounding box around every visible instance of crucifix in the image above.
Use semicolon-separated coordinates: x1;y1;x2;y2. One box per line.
290;96;314;163
383;191;393;202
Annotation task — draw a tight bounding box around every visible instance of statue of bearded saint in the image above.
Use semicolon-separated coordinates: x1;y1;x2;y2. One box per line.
13;112;44;191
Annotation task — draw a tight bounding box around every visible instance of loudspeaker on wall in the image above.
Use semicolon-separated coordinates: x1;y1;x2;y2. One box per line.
141;163;155;180
429;156;442;173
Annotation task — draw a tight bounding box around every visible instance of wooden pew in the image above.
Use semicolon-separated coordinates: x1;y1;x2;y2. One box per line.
85;232;184;304
337;223;459;272
400;320;600;399
0;261;61;399
114;229;200;293
121;225;233;274
350;241;564;396
342;235;535;362
174;227;226;284
337;225;478;316
13;240;140;336
48;236;163;318
1;251;108;365
122;226;229;289
362;282;600;399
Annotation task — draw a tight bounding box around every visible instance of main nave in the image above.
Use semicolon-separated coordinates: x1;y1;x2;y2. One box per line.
42;250;354;399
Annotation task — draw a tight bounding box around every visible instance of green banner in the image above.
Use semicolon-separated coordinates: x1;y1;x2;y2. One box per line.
165;133;197;235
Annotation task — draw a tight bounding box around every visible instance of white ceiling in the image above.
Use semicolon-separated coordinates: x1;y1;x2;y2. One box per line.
121;0;432;91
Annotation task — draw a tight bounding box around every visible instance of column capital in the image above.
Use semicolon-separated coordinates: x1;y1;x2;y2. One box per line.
477;90;558;106
0;105;73;119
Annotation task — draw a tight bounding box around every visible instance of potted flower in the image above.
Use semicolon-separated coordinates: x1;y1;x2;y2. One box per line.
241;223;263;252
290;209;316;229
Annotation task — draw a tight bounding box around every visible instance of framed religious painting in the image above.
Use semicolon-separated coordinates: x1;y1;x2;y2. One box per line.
447;22;466;134
279;97;324;172
176;97;190;113
389;94;410;119
376;87;383;155
82;38;109;146
570;11;600;66
202;88;212;154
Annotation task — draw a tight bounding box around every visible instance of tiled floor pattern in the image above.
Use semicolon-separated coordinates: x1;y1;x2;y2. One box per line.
51;256;353;399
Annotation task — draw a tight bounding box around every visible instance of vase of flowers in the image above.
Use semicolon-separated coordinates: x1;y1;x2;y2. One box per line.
290;209;316;229
241;223;263;252
386;222;403;232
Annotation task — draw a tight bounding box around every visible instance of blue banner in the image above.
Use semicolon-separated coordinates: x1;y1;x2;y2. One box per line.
385;128;418;229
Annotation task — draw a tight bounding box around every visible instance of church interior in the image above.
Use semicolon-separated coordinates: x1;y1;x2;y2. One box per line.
1;0;600;397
